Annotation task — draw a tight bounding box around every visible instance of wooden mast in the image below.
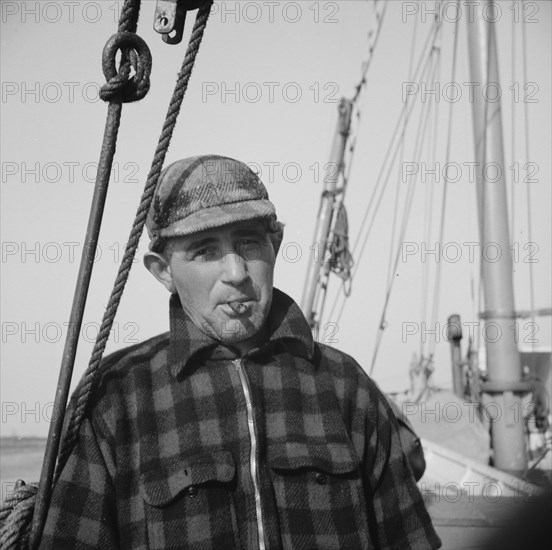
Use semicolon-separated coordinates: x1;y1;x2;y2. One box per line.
466;0;529;472
301;98;353;332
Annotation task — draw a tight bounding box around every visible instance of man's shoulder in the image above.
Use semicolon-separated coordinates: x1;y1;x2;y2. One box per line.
99;331;170;373
76;331;171;409
311;342;397;446
313;341;382;399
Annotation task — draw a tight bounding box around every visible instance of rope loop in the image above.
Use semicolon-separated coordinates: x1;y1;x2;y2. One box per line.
55;0;214;482
100;32;152;103
0;482;38;549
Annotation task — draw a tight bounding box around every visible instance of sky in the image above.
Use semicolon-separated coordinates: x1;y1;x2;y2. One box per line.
1;0;551;437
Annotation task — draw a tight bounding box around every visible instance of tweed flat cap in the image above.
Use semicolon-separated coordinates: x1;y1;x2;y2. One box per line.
146;155;277;251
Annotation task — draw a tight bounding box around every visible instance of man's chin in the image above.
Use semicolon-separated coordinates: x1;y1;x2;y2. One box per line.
212;318;261;345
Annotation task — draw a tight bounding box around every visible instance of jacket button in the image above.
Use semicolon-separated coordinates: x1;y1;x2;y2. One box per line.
315;473;327;485
186;485;198;498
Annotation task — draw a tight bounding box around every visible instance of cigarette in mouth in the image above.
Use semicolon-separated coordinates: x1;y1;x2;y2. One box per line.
229;301;248;314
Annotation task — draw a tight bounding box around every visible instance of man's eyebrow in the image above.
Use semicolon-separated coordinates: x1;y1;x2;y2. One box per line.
185;236;219;251
231;226;265;238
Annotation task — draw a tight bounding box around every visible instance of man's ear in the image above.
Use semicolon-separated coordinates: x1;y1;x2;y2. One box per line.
143;251;176;294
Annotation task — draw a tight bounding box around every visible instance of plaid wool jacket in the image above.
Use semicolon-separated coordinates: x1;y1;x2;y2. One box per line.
40;289;441;550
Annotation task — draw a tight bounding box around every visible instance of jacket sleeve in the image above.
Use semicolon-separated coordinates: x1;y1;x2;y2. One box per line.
363;387;441;550
38;415;119;550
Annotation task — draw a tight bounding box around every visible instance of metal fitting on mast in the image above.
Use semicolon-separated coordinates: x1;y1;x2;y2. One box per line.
154;0;205;44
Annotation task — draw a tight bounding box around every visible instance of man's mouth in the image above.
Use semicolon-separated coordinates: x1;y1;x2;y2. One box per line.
222;297;256;315
228;301;248;314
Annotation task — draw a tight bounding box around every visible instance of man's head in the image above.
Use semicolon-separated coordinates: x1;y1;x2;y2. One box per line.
144;155;284;351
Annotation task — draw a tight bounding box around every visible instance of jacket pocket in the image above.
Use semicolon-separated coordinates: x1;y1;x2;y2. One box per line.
269;442;370;550
140;451;239;550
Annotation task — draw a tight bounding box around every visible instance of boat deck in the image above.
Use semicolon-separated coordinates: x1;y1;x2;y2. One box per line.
426;492;520;549
420;438;550;549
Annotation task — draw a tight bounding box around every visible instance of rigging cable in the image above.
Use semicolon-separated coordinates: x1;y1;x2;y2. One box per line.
369;74;437;376
327;20;441;325
312;0;388;328
352;0;389;103
333;0;388;200
420;50;442;360
386;14;419;284
0;1;149;546
0;2;215;549
510;2;516;242
327;19;442;327
521;0;536;355
428;5;461;360
351;20;441;261
56;1;215;483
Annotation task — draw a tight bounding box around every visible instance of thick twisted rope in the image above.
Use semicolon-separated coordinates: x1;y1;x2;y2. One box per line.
0;0;153;547
0;4;213;545
100;32;151;103
56;0;214;480
0;483;38;550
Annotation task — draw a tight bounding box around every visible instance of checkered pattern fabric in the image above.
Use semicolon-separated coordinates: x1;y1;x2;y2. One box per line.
146;155;276;251
39;289;441;550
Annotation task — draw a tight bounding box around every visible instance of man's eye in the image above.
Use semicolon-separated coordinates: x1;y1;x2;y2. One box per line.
193;246;218;259
238;239;262;259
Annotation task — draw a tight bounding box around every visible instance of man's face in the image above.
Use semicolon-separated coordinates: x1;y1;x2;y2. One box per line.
163;220;276;349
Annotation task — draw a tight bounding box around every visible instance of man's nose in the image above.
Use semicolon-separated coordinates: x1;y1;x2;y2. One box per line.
221;251;248;285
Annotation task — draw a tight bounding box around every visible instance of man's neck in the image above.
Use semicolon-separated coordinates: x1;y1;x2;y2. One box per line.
230;323;269;357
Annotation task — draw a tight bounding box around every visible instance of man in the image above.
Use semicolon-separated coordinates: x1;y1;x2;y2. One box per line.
40;155;441;549
385;397;426;482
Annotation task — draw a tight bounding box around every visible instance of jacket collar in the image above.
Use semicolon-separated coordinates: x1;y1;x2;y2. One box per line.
168;288;314;377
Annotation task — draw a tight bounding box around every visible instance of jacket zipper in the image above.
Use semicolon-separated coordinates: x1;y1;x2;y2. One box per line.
234;359;266;550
